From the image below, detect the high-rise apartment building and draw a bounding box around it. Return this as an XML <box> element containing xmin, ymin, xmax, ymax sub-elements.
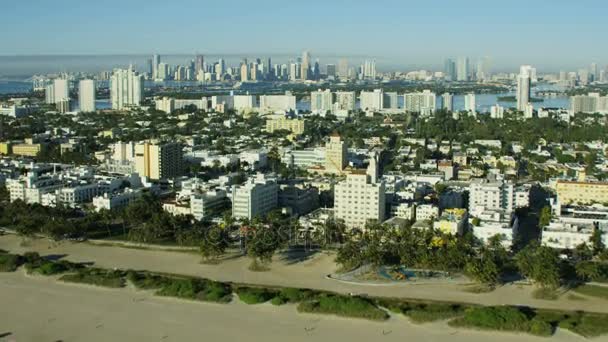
<box><xmin>468</xmin><ymin>179</ymin><xmax>529</xmax><ymax>216</ymax></box>
<box><xmin>334</xmin><ymin>171</ymin><xmax>386</xmax><ymax>229</ymax></box>
<box><xmin>404</xmin><ymin>90</ymin><xmax>436</xmax><ymax>116</ymax></box>
<box><xmin>570</xmin><ymin>93</ymin><xmax>608</xmax><ymax>114</ymax></box>
<box><xmin>517</xmin><ymin>65</ymin><xmax>532</xmax><ymax>112</ymax></box>
<box><xmin>78</xmin><ymin>79</ymin><xmax>96</xmax><ymax>113</ymax></box>
<box><xmin>53</xmin><ymin>79</ymin><xmax>69</xmax><ymax>104</ymax></box>
<box><xmin>442</xmin><ymin>93</ymin><xmax>453</xmax><ymax>111</ymax></box>
<box><xmin>334</xmin><ymin>91</ymin><xmax>356</xmax><ymax>113</ymax></box>
<box><xmin>360</xmin><ymin>89</ymin><xmax>384</xmax><ymax>111</ymax></box>
<box><xmin>383</xmin><ymin>92</ymin><xmax>399</xmax><ymax>109</ymax></box>
<box><xmin>311</xmin><ymin>89</ymin><xmax>334</xmax><ymax>114</ymax></box>
<box><xmin>134</xmin><ymin>141</ymin><xmax>183</xmax><ymax>180</ymax></box>
<box><xmin>464</xmin><ymin>93</ymin><xmax>476</xmax><ymax>116</ymax></box>
<box><xmin>110</xmin><ymin>67</ymin><xmax>144</xmax><ymax>110</ymax></box>
<box><xmin>456</xmin><ymin>57</ymin><xmax>469</xmax><ymax>81</ymax></box>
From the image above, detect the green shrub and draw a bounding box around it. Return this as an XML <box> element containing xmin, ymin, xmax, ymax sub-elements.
<box><xmin>59</xmin><ymin>268</ymin><xmax>125</xmax><ymax>288</ymax></box>
<box><xmin>404</xmin><ymin>304</ymin><xmax>465</xmax><ymax>323</ymax></box>
<box><xmin>0</xmin><ymin>253</ymin><xmax>23</xmax><ymax>272</ymax></box>
<box><xmin>529</xmin><ymin>318</ymin><xmax>553</xmax><ymax>336</ymax></box>
<box><xmin>156</xmin><ymin>278</ymin><xmax>232</xmax><ymax>303</ymax></box>
<box><xmin>126</xmin><ymin>271</ymin><xmax>168</xmax><ymax>289</ymax></box>
<box><xmin>451</xmin><ymin>306</ymin><xmax>530</xmax><ymax>331</ymax></box>
<box><xmin>198</xmin><ymin>281</ymin><xmax>232</xmax><ymax>303</ymax></box>
<box><xmin>35</xmin><ymin>261</ymin><xmax>69</xmax><ymax>275</ymax></box>
<box><xmin>270</xmin><ymin>296</ymin><xmax>286</xmax><ymax>306</ymax></box>
<box><xmin>277</xmin><ymin>287</ymin><xmax>313</xmax><ymax>303</ymax></box>
<box><xmin>297</xmin><ymin>294</ymin><xmax>388</xmax><ymax>321</ymax></box>
<box><xmin>236</xmin><ymin>287</ymin><xmax>278</xmax><ymax>304</ymax></box>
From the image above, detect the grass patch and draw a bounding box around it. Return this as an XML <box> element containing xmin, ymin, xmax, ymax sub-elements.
<box><xmin>559</xmin><ymin>313</ymin><xmax>608</xmax><ymax>337</ymax></box>
<box><xmin>532</xmin><ymin>287</ymin><xmax>559</xmax><ymax>301</ymax></box>
<box><xmin>59</xmin><ymin>268</ymin><xmax>125</xmax><ymax>288</ymax></box>
<box><xmin>0</xmin><ymin>252</ymin><xmax>23</xmax><ymax>272</ymax></box>
<box><xmin>449</xmin><ymin>306</ymin><xmax>553</xmax><ymax>337</ymax></box>
<box><xmin>156</xmin><ymin>278</ymin><xmax>232</xmax><ymax>303</ymax></box>
<box><xmin>567</xmin><ymin>294</ymin><xmax>586</xmax><ymax>301</ymax></box>
<box><xmin>463</xmin><ymin>284</ymin><xmax>495</xmax><ymax>294</ymax></box>
<box><xmin>297</xmin><ymin>294</ymin><xmax>389</xmax><ymax>321</ymax></box>
<box><xmin>573</xmin><ymin>285</ymin><xmax>608</xmax><ymax>300</ymax></box>
<box><xmin>235</xmin><ymin>287</ymin><xmax>278</xmax><ymax>304</ymax></box>
<box><xmin>248</xmin><ymin>259</ymin><xmax>270</xmax><ymax>272</ymax></box>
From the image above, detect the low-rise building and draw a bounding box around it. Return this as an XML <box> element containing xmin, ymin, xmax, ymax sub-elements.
<box><xmin>433</xmin><ymin>208</ymin><xmax>468</xmax><ymax>235</ymax></box>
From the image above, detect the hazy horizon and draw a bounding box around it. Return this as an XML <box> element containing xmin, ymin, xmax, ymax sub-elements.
<box><xmin>1</xmin><ymin>0</ymin><xmax>607</xmax><ymax>76</ymax></box>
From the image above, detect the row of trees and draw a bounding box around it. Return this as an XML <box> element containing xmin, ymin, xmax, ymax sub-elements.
<box><xmin>334</xmin><ymin>221</ymin><xmax>608</xmax><ymax>289</ymax></box>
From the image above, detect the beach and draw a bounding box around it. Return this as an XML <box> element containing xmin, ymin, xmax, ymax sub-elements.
<box><xmin>0</xmin><ymin>271</ymin><xmax>589</xmax><ymax>342</ymax></box>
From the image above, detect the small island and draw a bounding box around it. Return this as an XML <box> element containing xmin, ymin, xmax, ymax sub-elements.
<box><xmin>497</xmin><ymin>95</ymin><xmax>544</xmax><ymax>102</ymax></box>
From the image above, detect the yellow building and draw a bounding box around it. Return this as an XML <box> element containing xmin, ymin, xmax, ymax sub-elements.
<box><xmin>556</xmin><ymin>180</ymin><xmax>608</xmax><ymax>205</ymax></box>
<box><xmin>433</xmin><ymin>208</ymin><xmax>468</xmax><ymax>235</ymax></box>
<box><xmin>134</xmin><ymin>141</ymin><xmax>183</xmax><ymax>180</ymax></box>
<box><xmin>324</xmin><ymin>133</ymin><xmax>347</xmax><ymax>174</ymax></box>
<box><xmin>12</xmin><ymin>143</ymin><xmax>43</xmax><ymax>157</ymax></box>
<box><xmin>265</xmin><ymin>117</ymin><xmax>305</xmax><ymax>136</ymax></box>
<box><xmin>0</xmin><ymin>142</ymin><xmax>12</xmax><ymax>155</ymax></box>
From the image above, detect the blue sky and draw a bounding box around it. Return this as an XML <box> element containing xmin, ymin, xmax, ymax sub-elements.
<box><xmin>1</xmin><ymin>0</ymin><xmax>607</xmax><ymax>70</ymax></box>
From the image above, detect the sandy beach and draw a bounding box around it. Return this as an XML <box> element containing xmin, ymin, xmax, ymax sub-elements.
<box><xmin>1</xmin><ymin>234</ymin><xmax>607</xmax><ymax>315</ymax></box>
<box><xmin>0</xmin><ymin>271</ymin><xmax>591</xmax><ymax>342</ymax></box>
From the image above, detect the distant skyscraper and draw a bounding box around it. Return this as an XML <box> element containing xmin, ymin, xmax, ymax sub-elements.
<box><xmin>301</xmin><ymin>51</ymin><xmax>311</xmax><ymax>80</ymax></box>
<box><xmin>476</xmin><ymin>57</ymin><xmax>491</xmax><ymax>82</ymax></box>
<box><xmin>442</xmin><ymin>93</ymin><xmax>454</xmax><ymax>111</ymax></box>
<box><xmin>338</xmin><ymin>59</ymin><xmax>349</xmax><ymax>79</ymax></box>
<box><xmin>590</xmin><ymin>63</ymin><xmax>598</xmax><ymax>82</ymax></box>
<box><xmin>326</xmin><ymin>64</ymin><xmax>336</xmax><ymax>78</ymax></box>
<box><xmin>146</xmin><ymin>58</ymin><xmax>153</xmax><ymax>78</ymax></box>
<box><xmin>313</xmin><ymin>60</ymin><xmax>320</xmax><ymax>80</ymax></box>
<box><xmin>110</xmin><ymin>66</ymin><xmax>144</xmax><ymax>110</ymax></box>
<box><xmin>517</xmin><ymin>65</ymin><xmax>532</xmax><ymax>112</ymax></box>
<box><xmin>456</xmin><ymin>57</ymin><xmax>469</xmax><ymax>81</ymax></box>
<box><xmin>444</xmin><ymin>58</ymin><xmax>456</xmax><ymax>81</ymax></box>
<box><xmin>157</xmin><ymin>63</ymin><xmax>169</xmax><ymax>80</ymax></box>
<box><xmin>266</xmin><ymin>57</ymin><xmax>272</xmax><ymax>79</ymax></box>
<box><xmin>152</xmin><ymin>54</ymin><xmax>161</xmax><ymax>79</ymax></box>
<box><xmin>195</xmin><ymin>55</ymin><xmax>204</xmax><ymax>74</ymax></box>
<box><xmin>362</xmin><ymin>60</ymin><xmax>376</xmax><ymax>80</ymax></box>
<box><xmin>240</xmin><ymin>61</ymin><xmax>249</xmax><ymax>82</ymax></box>
<box><xmin>78</xmin><ymin>79</ymin><xmax>96</xmax><ymax>112</ymax></box>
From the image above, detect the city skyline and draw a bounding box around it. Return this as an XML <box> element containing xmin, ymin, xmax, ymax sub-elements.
<box><xmin>1</xmin><ymin>0</ymin><xmax>607</xmax><ymax>71</ymax></box>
